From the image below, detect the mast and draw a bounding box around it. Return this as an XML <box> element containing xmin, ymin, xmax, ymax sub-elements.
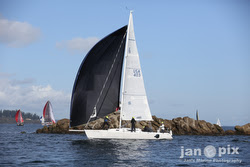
<box><xmin>119</xmin><ymin>11</ymin><xmax>133</xmax><ymax>128</ymax></box>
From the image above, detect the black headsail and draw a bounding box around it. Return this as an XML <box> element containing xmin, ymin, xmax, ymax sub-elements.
<box><xmin>70</xmin><ymin>25</ymin><xmax>127</xmax><ymax>127</ymax></box>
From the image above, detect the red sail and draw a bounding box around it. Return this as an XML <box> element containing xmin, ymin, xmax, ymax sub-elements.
<box><xmin>43</xmin><ymin>101</ymin><xmax>48</xmax><ymax>118</ymax></box>
<box><xmin>15</xmin><ymin>110</ymin><xmax>20</xmax><ymax>123</ymax></box>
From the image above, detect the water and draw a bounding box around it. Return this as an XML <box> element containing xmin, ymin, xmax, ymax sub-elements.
<box><xmin>0</xmin><ymin>124</ymin><xmax>249</xmax><ymax>166</ymax></box>
<box><xmin>222</xmin><ymin>126</ymin><xmax>235</xmax><ymax>131</ymax></box>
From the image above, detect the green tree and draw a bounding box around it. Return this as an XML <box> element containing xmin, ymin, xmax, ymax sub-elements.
<box><xmin>0</xmin><ymin>110</ymin><xmax>39</xmax><ymax>120</ymax></box>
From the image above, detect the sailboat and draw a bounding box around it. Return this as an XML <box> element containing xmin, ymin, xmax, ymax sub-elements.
<box><xmin>15</xmin><ymin>109</ymin><xmax>24</xmax><ymax>126</ymax></box>
<box><xmin>70</xmin><ymin>11</ymin><xmax>172</xmax><ymax>140</ymax></box>
<box><xmin>42</xmin><ymin>101</ymin><xmax>56</xmax><ymax>126</ymax></box>
<box><xmin>216</xmin><ymin>118</ymin><xmax>221</xmax><ymax>127</ymax></box>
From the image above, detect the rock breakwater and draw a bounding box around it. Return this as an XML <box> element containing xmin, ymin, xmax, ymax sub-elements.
<box><xmin>36</xmin><ymin>112</ymin><xmax>249</xmax><ymax>135</ymax></box>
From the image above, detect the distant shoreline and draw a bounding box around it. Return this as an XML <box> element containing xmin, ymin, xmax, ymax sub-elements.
<box><xmin>0</xmin><ymin>118</ymin><xmax>40</xmax><ymax>124</ymax></box>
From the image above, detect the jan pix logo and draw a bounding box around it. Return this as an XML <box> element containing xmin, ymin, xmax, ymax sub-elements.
<box><xmin>180</xmin><ymin>145</ymin><xmax>239</xmax><ymax>158</ymax></box>
<box><xmin>204</xmin><ymin>145</ymin><xmax>217</xmax><ymax>158</ymax></box>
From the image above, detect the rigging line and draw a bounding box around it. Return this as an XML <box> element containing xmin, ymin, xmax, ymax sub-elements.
<box><xmin>96</xmin><ymin>54</ymin><xmax>123</xmax><ymax>117</ymax></box>
<box><xmin>95</xmin><ymin>32</ymin><xmax>127</xmax><ymax>111</ymax></box>
<box><xmin>85</xmin><ymin>31</ymin><xmax>127</xmax><ymax>128</ymax></box>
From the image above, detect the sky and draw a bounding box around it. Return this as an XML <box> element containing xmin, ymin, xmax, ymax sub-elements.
<box><xmin>0</xmin><ymin>0</ymin><xmax>249</xmax><ymax>126</ymax></box>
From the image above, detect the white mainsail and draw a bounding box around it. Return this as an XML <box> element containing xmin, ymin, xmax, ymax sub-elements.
<box><xmin>120</xmin><ymin>11</ymin><xmax>152</xmax><ymax>121</ymax></box>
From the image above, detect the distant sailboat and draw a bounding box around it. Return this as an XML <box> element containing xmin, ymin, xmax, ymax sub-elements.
<box><xmin>42</xmin><ymin>101</ymin><xmax>56</xmax><ymax>126</ymax></box>
<box><xmin>70</xmin><ymin>11</ymin><xmax>172</xmax><ymax>140</ymax></box>
<box><xmin>15</xmin><ymin>109</ymin><xmax>24</xmax><ymax>126</ymax></box>
<box><xmin>216</xmin><ymin>118</ymin><xmax>221</xmax><ymax>127</ymax></box>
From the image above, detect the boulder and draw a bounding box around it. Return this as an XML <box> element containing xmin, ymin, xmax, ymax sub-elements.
<box><xmin>36</xmin><ymin>128</ymin><xmax>43</xmax><ymax>133</ymax></box>
<box><xmin>225</xmin><ymin>130</ymin><xmax>235</xmax><ymax>135</ymax></box>
<box><xmin>198</xmin><ymin>120</ymin><xmax>211</xmax><ymax>135</ymax></box>
<box><xmin>36</xmin><ymin>125</ymin><xmax>49</xmax><ymax>133</ymax></box>
<box><xmin>57</xmin><ymin>119</ymin><xmax>70</xmax><ymax>130</ymax></box>
<box><xmin>36</xmin><ymin>119</ymin><xmax>71</xmax><ymax>134</ymax></box>
<box><xmin>235</xmin><ymin>123</ymin><xmax>250</xmax><ymax>135</ymax></box>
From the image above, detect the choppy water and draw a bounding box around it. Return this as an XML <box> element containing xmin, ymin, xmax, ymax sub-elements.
<box><xmin>0</xmin><ymin>124</ymin><xmax>249</xmax><ymax>166</ymax></box>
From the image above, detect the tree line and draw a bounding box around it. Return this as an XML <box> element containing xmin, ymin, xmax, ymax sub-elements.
<box><xmin>0</xmin><ymin>110</ymin><xmax>40</xmax><ymax>120</ymax></box>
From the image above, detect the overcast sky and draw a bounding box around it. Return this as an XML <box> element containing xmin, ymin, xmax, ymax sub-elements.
<box><xmin>0</xmin><ymin>0</ymin><xmax>249</xmax><ymax>126</ymax></box>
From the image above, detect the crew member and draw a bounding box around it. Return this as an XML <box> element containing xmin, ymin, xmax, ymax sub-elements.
<box><xmin>131</xmin><ymin>117</ymin><xmax>136</xmax><ymax>132</ymax></box>
<box><xmin>142</xmin><ymin>126</ymin><xmax>151</xmax><ymax>132</ymax></box>
<box><xmin>102</xmin><ymin>116</ymin><xmax>110</xmax><ymax>129</ymax></box>
<box><xmin>160</xmin><ymin>122</ymin><xmax>165</xmax><ymax>133</ymax></box>
<box><xmin>142</xmin><ymin>126</ymin><xmax>146</xmax><ymax>132</ymax></box>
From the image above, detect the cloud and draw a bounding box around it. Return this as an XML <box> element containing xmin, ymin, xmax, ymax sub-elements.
<box><xmin>10</xmin><ymin>78</ymin><xmax>36</xmax><ymax>85</ymax></box>
<box><xmin>0</xmin><ymin>75</ymin><xmax>70</xmax><ymax>119</ymax></box>
<box><xmin>0</xmin><ymin>16</ymin><xmax>41</xmax><ymax>47</ymax></box>
<box><xmin>56</xmin><ymin>37</ymin><xmax>99</xmax><ymax>54</ymax></box>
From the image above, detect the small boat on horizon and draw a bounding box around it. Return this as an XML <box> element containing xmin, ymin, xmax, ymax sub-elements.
<box><xmin>15</xmin><ymin>109</ymin><xmax>24</xmax><ymax>126</ymax></box>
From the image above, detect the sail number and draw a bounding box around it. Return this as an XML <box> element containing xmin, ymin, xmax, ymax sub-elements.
<box><xmin>133</xmin><ymin>69</ymin><xmax>141</xmax><ymax>77</ymax></box>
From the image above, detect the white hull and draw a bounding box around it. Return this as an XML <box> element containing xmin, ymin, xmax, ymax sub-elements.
<box><xmin>42</xmin><ymin>122</ymin><xmax>54</xmax><ymax>126</ymax></box>
<box><xmin>85</xmin><ymin>128</ymin><xmax>173</xmax><ymax>140</ymax></box>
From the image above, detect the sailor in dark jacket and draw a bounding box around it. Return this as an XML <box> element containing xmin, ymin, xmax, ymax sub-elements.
<box><xmin>131</xmin><ymin>117</ymin><xmax>136</xmax><ymax>132</ymax></box>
